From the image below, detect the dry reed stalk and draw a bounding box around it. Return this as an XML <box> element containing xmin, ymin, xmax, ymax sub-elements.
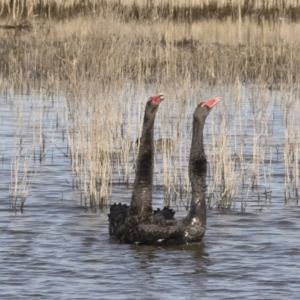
<box><xmin>248</xmin><ymin>88</ymin><xmax>271</xmax><ymax>190</ymax></box>
<box><xmin>117</xmin><ymin>0</ymin><xmax>300</xmax><ymax>8</ymax></box>
<box><xmin>8</xmin><ymin>94</ymin><xmax>39</xmax><ymax>211</ymax></box>
<box><xmin>153</xmin><ymin>92</ymin><xmax>178</xmax><ymax>206</ymax></box>
<box><xmin>282</xmin><ymin>88</ymin><xmax>300</xmax><ymax>202</ymax></box>
<box><xmin>4</xmin><ymin>0</ymin><xmax>300</xmax><ymax>23</ymax></box>
<box><xmin>2</xmin><ymin>4</ymin><xmax>300</xmax><ymax>211</ymax></box>
<box><xmin>283</xmin><ymin>112</ymin><xmax>291</xmax><ymax>203</ymax></box>
<box><xmin>260</xmin><ymin>122</ymin><xmax>274</xmax><ymax>201</ymax></box>
<box><xmin>205</xmin><ymin>83</ymin><xmax>278</xmax><ymax>209</ymax></box>
<box><xmin>160</xmin><ymin>136</ymin><xmax>179</xmax><ymax>205</ymax></box>
<box><xmin>2</xmin><ymin>0</ymin><xmax>300</xmax><ymax>11</ymax></box>
<box><xmin>10</xmin><ymin>155</ymin><xmax>37</xmax><ymax>211</ymax></box>
<box><xmin>292</xmin><ymin>142</ymin><xmax>299</xmax><ymax>199</ymax></box>
<box><xmin>64</xmin><ymin>70</ymin><xmax>147</xmax><ymax>208</ymax></box>
<box><xmin>2</xmin><ymin>14</ymin><xmax>300</xmax><ymax>88</ymax></box>
<box><xmin>210</xmin><ymin>98</ymin><xmax>239</xmax><ymax>209</ymax></box>
<box><xmin>175</xmin><ymin>92</ymin><xmax>194</xmax><ymax>207</ymax></box>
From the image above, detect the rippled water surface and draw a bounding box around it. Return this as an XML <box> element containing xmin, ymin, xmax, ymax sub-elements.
<box><xmin>0</xmin><ymin>90</ymin><xmax>299</xmax><ymax>299</ymax></box>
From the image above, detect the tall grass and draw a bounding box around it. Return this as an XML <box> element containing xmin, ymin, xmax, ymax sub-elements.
<box><xmin>1</xmin><ymin>3</ymin><xmax>300</xmax><ymax>210</ymax></box>
<box><xmin>2</xmin><ymin>0</ymin><xmax>300</xmax><ymax>21</ymax></box>
<box><xmin>8</xmin><ymin>94</ymin><xmax>40</xmax><ymax>211</ymax></box>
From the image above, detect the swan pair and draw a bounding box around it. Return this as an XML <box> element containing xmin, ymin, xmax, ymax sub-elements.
<box><xmin>108</xmin><ymin>94</ymin><xmax>220</xmax><ymax>245</ymax></box>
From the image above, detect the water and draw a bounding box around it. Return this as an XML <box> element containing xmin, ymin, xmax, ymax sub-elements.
<box><xmin>0</xmin><ymin>89</ymin><xmax>299</xmax><ymax>299</ymax></box>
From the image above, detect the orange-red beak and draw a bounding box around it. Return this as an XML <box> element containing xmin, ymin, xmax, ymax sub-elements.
<box><xmin>201</xmin><ymin>97</ymin><xmax>220</xmax><ymax>108</ymax></box>
<box><xmin>150</xmin><ymin>93</ymin><xmax>164</xmax><ymax>105</ymax></box>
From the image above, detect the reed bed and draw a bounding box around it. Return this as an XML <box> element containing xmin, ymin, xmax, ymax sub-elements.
<box><xmin>2</xmin><ymin>0</ymin><xmax>300</xmax><ymax>21</ymax></box>
<box><xmin>7</xmin><ymin>93</ymin><xmax>44</xmax><ymax>211</ymax></box>
<box><xmin>1</xmin><ymin>4</ymin><xmax>300</xmax><ymax>211</ymax></box>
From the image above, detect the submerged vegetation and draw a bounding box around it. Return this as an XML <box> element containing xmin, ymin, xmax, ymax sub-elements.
<box><xmin>1</xmin><ymin>0</ymin><xmax>300</xmax><ymax>211</ymax></box>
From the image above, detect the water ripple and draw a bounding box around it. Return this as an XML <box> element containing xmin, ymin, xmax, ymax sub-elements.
<box><xmin>1</xmin><ymin>92</ymin><xmax>300</xmax><ymax>299</ymax></box>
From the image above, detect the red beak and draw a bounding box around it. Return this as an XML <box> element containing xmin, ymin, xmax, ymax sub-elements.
<box><xmin>201</xmin><ymin>97</ymin><xmax>220</xmax><ymax>108</ymax></box>
<box><xmin>150</xmin><ymin>93</ymin><xmax>164</xmax><ymax>105</ymax></box>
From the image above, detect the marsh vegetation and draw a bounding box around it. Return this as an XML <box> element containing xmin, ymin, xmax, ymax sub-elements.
<box><xmin>1</xmin><ymin>0</ymin><xmax>300</xmax><ymax>211</ymax></box>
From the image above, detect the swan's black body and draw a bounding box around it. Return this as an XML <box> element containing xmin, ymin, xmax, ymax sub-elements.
<box><xmin>109</xmin><ymin>96</ymin><xmax>220</xmax><ymax>245</ymax></box>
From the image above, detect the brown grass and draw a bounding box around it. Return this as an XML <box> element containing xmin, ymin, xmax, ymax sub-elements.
<box><xmin>2</xmin><ymin>4</ymin><xmax>300</xmax><ymax>210</ymax></box>
<box><xmin>2</xmin><ymin>0</ymin><xmax>300</xmax><ymax>21</ymax></box>
<box><xmin>1</xmin><ymin>14</ymin><xmax>300</xmax><ymax>88</ymax></box>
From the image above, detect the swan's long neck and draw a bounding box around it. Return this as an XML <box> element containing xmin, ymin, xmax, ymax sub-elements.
<box><xmin>129</xmin><ymin>109</ymin><xmax>155</xmax><ymax>221</ymax></box>
<box><xmin>188</xmin><ymin>116</ymin><xmax>207</xmax><ymax>222</ymax></box>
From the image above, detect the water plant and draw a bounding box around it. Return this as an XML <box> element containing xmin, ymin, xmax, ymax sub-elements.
<box><xmin>1</xmin><ymin>1</ymin><xmax>300</xmax><ymax>211</ymax></box>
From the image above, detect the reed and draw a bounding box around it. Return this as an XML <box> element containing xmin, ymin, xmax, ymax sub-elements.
<box><xmin>8</xmin><ymin>94</ymin><xmax>38</xmax><ymax>211</ymax></box>
<box><xmin>282</xmin><ymin>89</ymin><xmax>300</xmax><ymax>203</ymax></box>
<box><xmin>2</xmin><ymin>0</ymin><xmax>300</xmax><ymax>21</ymax></box>
<box><xmin>2</xmin><ymin>3</ymin><xmax>300</xmax><ymax>210</ymax></box>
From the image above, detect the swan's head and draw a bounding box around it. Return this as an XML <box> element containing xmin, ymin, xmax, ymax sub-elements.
<box><xmin>200</xmin><ymin>97</ymin><xmax>220</xmax><ymax>109</ymax></box>
<box><xmin>195</xmin><ymin>97</ymin><xmax>220</xmax><ymax>119</ymax></box>
<box><xmin>148</xmin><ymin>93</ymin><xmax>164</xmax><ymax>106</ymax></box>
<box><xmin>145</xmin><ymin>93</ymin><xmax>164</xmax><ymax>115</ymax></box>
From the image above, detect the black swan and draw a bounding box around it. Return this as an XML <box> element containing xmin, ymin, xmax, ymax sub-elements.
<box><xmin>109</xmin><ymin>93</ymin><xmax>165</xmax><ymax>235</ymax></box>
<box><xmin>109</xmin><ymin>96</ymin><xmax>220</xmax><ymax>245</ymax></box>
